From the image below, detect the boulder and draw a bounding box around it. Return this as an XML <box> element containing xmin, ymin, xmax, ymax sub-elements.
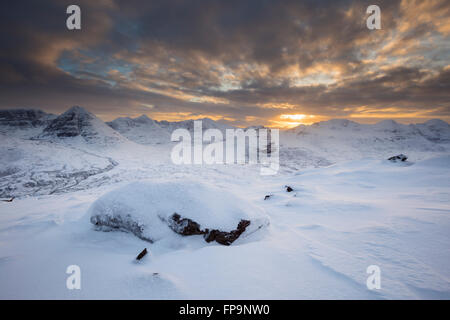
<box><xmin>88</xmin><ymin>180</ymin><xmax>269</xmax><ymax>245</ymax></box>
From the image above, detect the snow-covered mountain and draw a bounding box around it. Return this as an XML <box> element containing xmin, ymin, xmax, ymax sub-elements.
<box><xmin>0</xmin><ymin>109</ymin><xmax>56</xmax><ymax>139</ymax></box>
<box><xmin>107</xmin><ymin>115</ymin><xmax>235</xmax><ymax>144</ymax></box>
<box><xmin>157</xmin><ymin>117</ymin><xmax>234</xmax><ymax>134</ymax></box>
<box><xmin>107</xmin><ymin>115</ymin><xmax>171</xmax><ymax>145</ymax></box>
<box><xmin>0</xmin><ymin>133</ymin><xmax>118</xmax><ymax>198</ymax></box>
<box><xmin>36</xmin><ymin>106</ymin><xmax>127</xmax><ymax>146</ymax></box>
<box><xmin>414</xmin><ymin>119</ymin><xmax>450</xmax><ymax>143</ymax></box>
<box><xmin>0</xmin><ymin>106</ymin><xmax>130</xmax><ymax>197</ymax></box>
<box><xmin>1</xmin><ymin>106</ymin><xmax>449</xmax><ymax>195</ymax></box>
<box><xmin>287</xmin><ymin>118</ymin><xmax>450</xmax><ymax>143</ymax></box>
<box><xmin>280</xmin><ymin>119</ymin><xmax>450</xmax><ymax>169</ymax></box>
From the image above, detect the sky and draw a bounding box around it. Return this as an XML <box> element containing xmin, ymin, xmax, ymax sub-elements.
<box><xmin>0</xmin><ymin>0</ymin><xmax>449</xmax><ymax>128</ymax></box>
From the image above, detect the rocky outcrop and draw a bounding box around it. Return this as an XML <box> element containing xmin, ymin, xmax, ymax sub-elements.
<box><xmin>388</xmin><ymin>154</ymin><xmax>408</xmax><ymax>162</ymax></box>
<box><xmin>204</xmin><ymin>220</ymin><xmax>251</xmax><ymax>246</ymax></box>
<box><xmin>0</xmin><ymin>109</ymin><xmax>56</xmax><ymax>139</ymax></box>
<box><xmin>40</xmin><ymin>106</ymin><xmax>95</xmax><ymax>137</ymax></box>
<box><xmin>37</xmin><ymin>106</ymin><xmax>125</xmax><ymax>145</ymax></box>
<box><xmin>167</xmin><ymin>213</ymin><xmax>251</xmax><ymax>246</ymax></box>
<box><xmin>0</xmin><ymin>109</ymin><xmax>54</xmax><ymax>129</ymax></box>
<box><xmin>168</xmin><ymin>213</ymin><xmax>204</xmax><ymax>236</ymax></box>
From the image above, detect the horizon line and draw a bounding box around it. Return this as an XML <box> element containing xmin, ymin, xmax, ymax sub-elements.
<box><xmin>0</xmin><ymin>106</ymin><xmax>448</xmax><ymax>130</ymax></box>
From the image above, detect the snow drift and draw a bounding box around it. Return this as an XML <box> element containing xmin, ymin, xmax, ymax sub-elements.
<box><xmin>89</xmin><ymin>180</ymin><xmax>270</xmax><ymax>244</ymax></box>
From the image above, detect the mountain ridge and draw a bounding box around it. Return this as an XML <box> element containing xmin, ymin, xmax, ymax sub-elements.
<box><xmin>1</xmin><ymin>106</ymin><xmax>449</xmax><ymax>146</ymax></box>
<box><xmin>35</xmin><ymin>106</ymin><xmax>127</xmax><ymax>146</ymax></box>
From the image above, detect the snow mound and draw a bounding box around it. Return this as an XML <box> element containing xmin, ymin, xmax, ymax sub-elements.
<box><xmin>89</xmin><ymin>180</ymin><xmax>269</xmax><ymax>243</ymax></box>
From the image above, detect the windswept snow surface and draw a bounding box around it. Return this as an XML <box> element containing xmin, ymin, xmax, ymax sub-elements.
<box><xmin>0</xmin><ymin>156</ymin><xmax>449</xmax><ymax>299</ymax></box>
<box><xmin>0</xmin><ymin>110</ymin><xmax>449</xmax><ymax>299</ymax></box>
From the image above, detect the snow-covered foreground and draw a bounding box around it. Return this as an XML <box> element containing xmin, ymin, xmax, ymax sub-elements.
<box><xmin>0</xmin><ymin>154</ymin><xmax>449</xmax><ymax>299</ymax></box>
<box><xmin>0</xmin><ymin>108</ymin><xmax>449</xmax><ymax>299</ymax></box>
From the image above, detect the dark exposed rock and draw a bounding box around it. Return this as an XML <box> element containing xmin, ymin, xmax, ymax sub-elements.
<box><xmin>1</xmin><ymin>197</ymin><xmax>15</xmax><ymax>202</ymax></box>
<box><xmin>0</xmin><ymin>109</ymin><xmax>54</xmax><ymax>128</ymax></box>
<box><xmin>37</xmin><ymin>106</ymin><xmax>124</xmax><ymax>144</ymax></box>
<box><xmin>204</xmin><ymin>220</ymin><xmax>251</xmax><ymax>246</ymax></box>
<box><xmin>388</xmin><ymin>154</ymin><xmax>408</xmax><ymax>162</ymax></box>
<box><xmin>264</xmin><ymin>195</ymin><xmax>272</xmax><ymax>200</ymax></box>
<box><xmin>168</xmin><ymin>213</ymin><xmax>204</xmax><ymax>236</ymax></box>
<box><xmin>285</xmin><ymin>186</ymin><xmax>293</xmax><ymax>192</ymax></box>
<box><xmin>41</xmin><ymin>106</ymin><xmax>97</xmax><ymax>138</ymax></box>
<box><xmin>136</xmin><ymin>248</ymin><xmax>148</xmax><ymax>260</ymax></box>
<box><xmin>166</xmin><ymin>213</ymin><xmax>251</xmax><ymax>246</ymax></box>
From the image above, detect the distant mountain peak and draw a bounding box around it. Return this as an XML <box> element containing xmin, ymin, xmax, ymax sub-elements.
<box><xmin>62</xmin><ymin>105</ymin><xmax>94</xmax><ymax>117</ymax></box>
<box><xmin>311</xmin><ymin>119</ymin><xmax>360</xmax><ymax>129</ymax></box>
<box><xmin>424</xmin><ymin>119</ymin><xmax>449</xmax><ymax>127</ymax></box>
<box><xmin>135</xmin><ymin>114</ymin><xmax>152</xmax><ymax>121</ymax></box>
<box><xmin>107</xmin><ymin>114</ymin><xmax>169</xmax><ymax>145</ymax></box>
<box><xmin>37</xmin><ymin>106</ymin><xmax>125</xmax><ymax>144</ymax></box>
<box><xmin>134</xmin><ymin>114</ymin><xmax>156</xmax><ymax>124</ymax></box>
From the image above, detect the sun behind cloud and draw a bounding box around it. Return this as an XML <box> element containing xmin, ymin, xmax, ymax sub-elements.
<box><xmin>270</xmin><ymin>114</ymin><xmax>318</xmax><ymax>128</ymax></box>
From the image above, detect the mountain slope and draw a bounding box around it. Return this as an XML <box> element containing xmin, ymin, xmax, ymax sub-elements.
<box><xmin>107</xmin><ymin>115</ymin><xmax>171</xmax><ymax>145</ymax></box>
<box><xmin>108</xmin><ymin>115</ymin><xmax>235</xmax><ymax>145</ymax></box>
<box><xmin>0</xmin><ymin>133</ymin><xmax>118</xmax><ymax>198</ymax></box>
<box><xmin>157</xmin><ymin>117</ymin><xmax>234</xmax><ymax>134</ymax></box>
<box><xmin>37</xmin><ymin>106</ymin><xmax>127</xmax><ymax>146</ymax></box>
<box><xmin>0</xmin><ymin>109</ymin><xmax>55</xmax><ymax>139</ymax></box>
<box><xmin>280</xmin><ymin>119</ymin><xmax>450</xmax><ymax>170</ymax></box>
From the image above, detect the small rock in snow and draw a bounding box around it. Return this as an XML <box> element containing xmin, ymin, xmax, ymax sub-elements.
<box><xmin>388</xmin><ymin>154</ymin><xmax>408</xmax><ymax>162</ymax></box>
<box><xmin>136</xmin><ymin>248</ymin><xmax>148</xmax><ymax>260</ymax></box>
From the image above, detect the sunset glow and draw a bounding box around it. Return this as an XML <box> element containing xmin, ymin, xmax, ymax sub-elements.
<box><xmin>272</xmin><ymin>114</ymin><xmax>317</xmax><ymax>128</ymax></box>
<box><xmin>0</xmin><ymin>0</ymin><xmax>449</xmax><ymax>126</ymax></box>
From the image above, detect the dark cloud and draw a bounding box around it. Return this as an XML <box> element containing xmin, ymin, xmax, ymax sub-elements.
<box><xmin>0</xmin><ymin>0</ymin><xmax>449</xmax><ymax>125</ymax></box>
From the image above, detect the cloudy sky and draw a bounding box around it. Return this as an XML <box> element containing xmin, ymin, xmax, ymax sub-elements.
<box><xmin>0</xmin><ymin>0</ymin><xmax>449</xmax><ymax>127</ymax></box>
